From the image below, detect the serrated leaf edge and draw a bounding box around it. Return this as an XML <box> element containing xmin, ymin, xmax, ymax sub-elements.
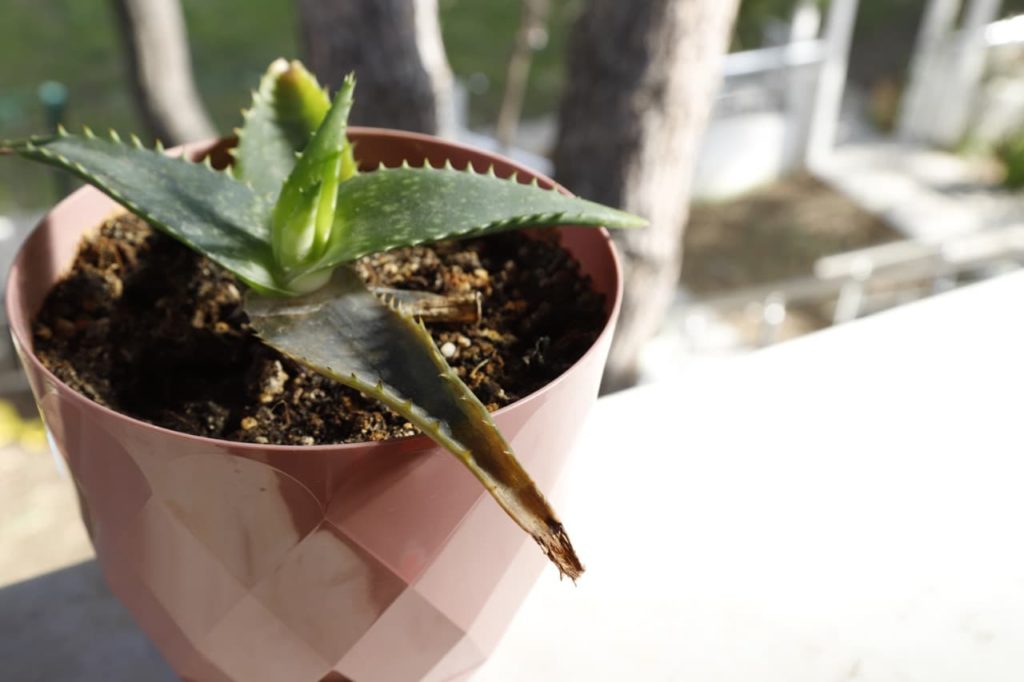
<box><xmin>8</xmin><ymin>132</ymin><xmax>287</xmax><ymax>295</ymax></box>
<box><xmin>251</xmin><ymin>278</ymin><xmax>584</xmax><ymax>580</ymax></box>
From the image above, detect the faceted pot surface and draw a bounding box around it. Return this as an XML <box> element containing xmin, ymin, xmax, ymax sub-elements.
<box><xmin>5</xmin><ymin>129</ymin><xmax>622</xmax><ymax>682</ymax></box>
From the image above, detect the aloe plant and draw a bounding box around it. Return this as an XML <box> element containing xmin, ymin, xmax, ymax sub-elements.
<box><xmin>1</xmin><ymin>59</ymin><xmax>645</xmax><ymax>580</ymax></box>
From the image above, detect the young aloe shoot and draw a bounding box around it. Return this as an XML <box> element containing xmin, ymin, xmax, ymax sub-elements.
<box><xmin>1</xmin><ymin>59</ymin><xmax>646</xmax><ymax>580</ymax></box>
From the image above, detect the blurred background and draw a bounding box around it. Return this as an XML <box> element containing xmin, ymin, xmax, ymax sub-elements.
<box><xmin>3</xmin><ymin>0</ymin><xmax>1024</xmax><ymax>408</ymax></box>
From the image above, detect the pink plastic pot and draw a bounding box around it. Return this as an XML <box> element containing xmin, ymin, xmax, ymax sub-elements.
<box><xmin>5</xmin><ymin>129</ymin><xmax>621</xmax><ymax>682</ymax></box>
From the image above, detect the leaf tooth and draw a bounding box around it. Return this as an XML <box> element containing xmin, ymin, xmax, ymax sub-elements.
<box><xmin>529</xmin><ymin>177</ymin><xmax>540</xmax><ymax>188</ymax></box>
<box><xmin>82</xmin><ymin>126</ymin><xmax>96</xmax><ymax>139</ymax></box>
<box><xmin>375</xmin><ymin>379</ymin><xmax>385</xmax><ymax>392</ymax></box>
<box><xmin>129</xmin><ymin>134</ymin><xmax>143</xmax><ymax>149</ymax></box>
<box><xmin>228</xmin><ymin>128</ymin><xmax>242</xmax><ymax>157</ymax></box>
<box><xmin>108</xmin><ymin>129</ymin><xmax>121</xmax><ymax>144</ymax></box>
<box><xmin>443</xmin><ymin>159</ymin><xmax>454</xmax><ymax>171</ymax></box>
<box><xmin>202</xmin><ymin>156</ymin><xmax>215</xmax><ymax>170</ymax></box>
<box><xmin>401</xmin><ymin>159</ymin><xmax>411</xmax><ymax>169</ymax></box>
<box><xmin>486</xmin><ymin>164</ymin><xmax>496</xmax><ymax>177</ymax></box>
<box><xmin>375</xmin><ymin>161</ymin><xmax>386</xmax><ymax>172</ymax></box>
<box><xmin>154</xmin><ymin>139</ymin><xmax>165</xmax><ymax>152</ymax></box>
<box><xmin>56</xmin><ymin>124</ymin><xmax>68</xmax><ymax>137</ymax></box>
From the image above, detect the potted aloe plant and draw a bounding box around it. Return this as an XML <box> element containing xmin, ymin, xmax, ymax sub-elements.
<box><xmin>2</xmin><ymin>59</ymin><xmax>643</xmax><ymax>682</ymax></box>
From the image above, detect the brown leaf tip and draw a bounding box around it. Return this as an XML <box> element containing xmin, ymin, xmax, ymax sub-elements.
<box><xmin>535</xmin><ymin>519</ymin><xmax>584</xmax><ymax>582</ymax></box>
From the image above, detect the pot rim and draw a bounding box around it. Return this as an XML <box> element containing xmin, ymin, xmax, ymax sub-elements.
<box><xmin>4</xmin><ymin>127</ymin><xmax>624</xmax><ymax>454</ymax></box>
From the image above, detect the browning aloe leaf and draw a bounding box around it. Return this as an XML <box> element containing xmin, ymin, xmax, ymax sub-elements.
<box><xmin>233</xmin><ymin>59</ymin><xmax>331</xmax><ymax>201</ymax></box>
<box><xmin>370</xmin><ymin>287</ymin><xmax>480</xmax><ymax>324</ymax></box>
<box><xmin>245</xmin><ymin>267</ymin><xmax>585</xmax><ymax>579</ymax></box>
<box><xmin>1</xmin><ymin>132</ymin><xmax>286</xmax><ymax>295</ymax></box>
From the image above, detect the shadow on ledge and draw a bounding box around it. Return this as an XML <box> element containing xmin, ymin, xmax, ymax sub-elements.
<box><xmin>0</xmin><ymin>560</ymin><xmax>175</xmax><ymax>681</ymax></box>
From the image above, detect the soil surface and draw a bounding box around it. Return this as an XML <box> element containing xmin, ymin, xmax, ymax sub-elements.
<box><xmin>32</xmin><ymin>214</ymin><xmax>605</xmax><ymax>445</ymax></box>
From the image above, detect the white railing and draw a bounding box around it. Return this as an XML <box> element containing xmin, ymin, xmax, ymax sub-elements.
<box><xmin>720</xmin><ymin>39</ymin><xmax>825</xmax><ymax>78</ymax></box>
<box><xmin>692</xmin><ymin>226</ymin><xmax>1024</xmax><ymax>346</ymax></box>
<box><xmin>984</xmin><ymin>12</ymin><xmax>1024</xmax><ymax>45</ymax></box>
<box><xmin>709</xmin><ymin>0</ymin><xmax>859</xmax><ymax>174</ymax></box>
<box><xmin>899</xmin><ymin>0</ymin><xmax>1018</xmax><ymax>146</ymax></box>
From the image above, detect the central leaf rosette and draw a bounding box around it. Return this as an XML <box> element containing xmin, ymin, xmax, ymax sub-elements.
<box><xmin>260</xmin><ymin>65</ymin><xmax>642</xmax><ymax>297</ymax></box>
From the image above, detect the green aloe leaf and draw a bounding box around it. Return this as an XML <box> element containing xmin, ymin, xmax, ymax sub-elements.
<box><xmin>272</xmin><ymin>75</ymin><xmax>357</xmax><ymax>280</ymax></box>
<box><xmin>307</xmin><ymin>163</ymin><xmax>647</xmax><ymax>272</ymax></box>
<box><xmin>1</xmin><ymin>132</ymin><xmax>287</xmax><ymax>295</ymax></box>
<box><xmin>245</xmin><ymin>266</ymin><xmax>585</xmax><ymax>579</ymax></box>
<box><xmin>233</xmin><ymin>59</ymin><xmax>332</xmax><ymax>201</ymax></box>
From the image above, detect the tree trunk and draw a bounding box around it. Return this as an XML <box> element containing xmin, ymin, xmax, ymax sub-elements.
<box><xmin>111</xmin><ymin>0</ymin><xmax>216</xmax><ymax>145</ymax></box>
<box><xmin>296</xmin><ymin>0</ymin><xmax>455</xmax><ymax>136</ymax></box>
<box><xmin>553</xmin><ymin>0</ymin><xmax>738</xmax><ymax>392</ymax></box>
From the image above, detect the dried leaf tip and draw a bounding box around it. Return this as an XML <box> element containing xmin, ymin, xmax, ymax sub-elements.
<box><xmin>537</xmin><ymin>520</ymin><xmax>584</xmax><ymax>582</ymax></box>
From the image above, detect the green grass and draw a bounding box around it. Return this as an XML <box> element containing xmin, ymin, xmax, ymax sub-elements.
<box><xmin>0</xmin><ymin>0</ymin><xmax>577</xmax><ymax>213</ymax></box>
<box><xmin>0</xmin><ymin>0</ymin><xmax>297</xmax><ymax>211</ymax></box>
<box><xmin>440</xmin><ymin>0</ymin><xmax>581</xmax><ymax>125</ymax></box>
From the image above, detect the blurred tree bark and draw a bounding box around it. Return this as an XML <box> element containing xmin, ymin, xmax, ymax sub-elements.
<box><xmin>296</xmin><ymin>0</ymin><xmax>455</xmax><ymax>136</ymax></box>
<box><xmin>112</xmin><ymin>0</ymin><xmax>216</xmax><ymax>145</ymax></box>
<box><xmin>554</xmin><ymin>0</ymin><xmax>738</xmax><ymax>393</ymax></box>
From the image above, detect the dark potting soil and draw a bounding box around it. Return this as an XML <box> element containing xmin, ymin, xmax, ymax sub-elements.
<box><xmin>32</xmin><ymin>214</ymin><xmax>606</xmax><ymax>445</ymax></box>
